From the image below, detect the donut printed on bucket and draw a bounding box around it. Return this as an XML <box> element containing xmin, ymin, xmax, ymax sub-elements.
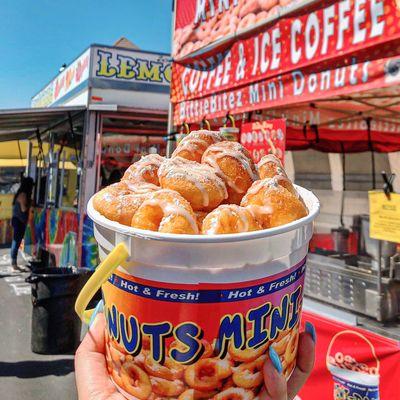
<box><xmin>102</xmin><ymin>259</ymin><xmax>307</xmax><ymax>400</ymax></box>
<box><xmin>326</xmin><ymin>331</ymin><xmax>380</xmax><ymax>400</ymax></box>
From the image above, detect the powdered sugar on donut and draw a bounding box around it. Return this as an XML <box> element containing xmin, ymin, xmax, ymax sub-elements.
<box><xmin>141</xmin><ymin>190</ymin><xmax>199</xmax><ymax>233</ymax></box>
<box><xmin>202</xmin><ymin>142</ymin><xmax>259</xmax><ymax>194</ymax></box>
<box><xmin>172</xmin><ymin>130</ymin><xmax>224</xmax><ymax>159</ymax></box>
<box><xmin>159</xmin><ymin>157</ymin><xmax>228</xmax><ymax>207</ymax></box>
<box><xmin>257</xmin><ymin>154</ymin><xmax>283</xmax><ymax>169</ymax></box>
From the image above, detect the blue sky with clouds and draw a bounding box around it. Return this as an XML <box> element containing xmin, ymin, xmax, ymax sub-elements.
<box><xmin>0</xmin><ymin>0</ymin><xmax>172</xmax><ymax>109</ymax></box>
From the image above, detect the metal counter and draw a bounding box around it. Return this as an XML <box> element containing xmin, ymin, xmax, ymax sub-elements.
<box><xmin>304</xmin><ymin>253</ymin><xmax>400</xmax><ymax>322</ymax></box>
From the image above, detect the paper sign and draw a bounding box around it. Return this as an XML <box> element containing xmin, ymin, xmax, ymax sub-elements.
<box><xmin>369</xmin><ymin>191</ymin><xmax>400</xmax><ymax>243</ymax></box>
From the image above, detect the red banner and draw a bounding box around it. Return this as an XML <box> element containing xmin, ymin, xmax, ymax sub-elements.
<box><xmin>240</xmin><ymin>119</ymin><xmax>286</xmax><ymax>163</ymax></box>
<box><xmin>173</xmin><ymin>0</ymin><xmax>311</xmax><ymax>60</ymax></box>
<box><xmin>172</xmin><ymin>0</ymin><xmax>400</xmax><ymax>105</ymax></box>
<box><xmin>299</xmin><ymin>310</ymin><xmax>400</xmax><ymax>399</ymax></box>
<box><xmin>173</xmin><ymin>54</ymin><xmax>400</xmax><ymax>124</ymax></box>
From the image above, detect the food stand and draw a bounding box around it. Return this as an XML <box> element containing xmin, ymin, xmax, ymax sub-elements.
<box><xmin>168</xmin><ymin>0</ymin><xmax>400</xmax><ymax>397</ymax></box>
<box><xmin>0</xmin><ymin>43</ymin><xmax>171</xmax><ymax>268</ymax></box>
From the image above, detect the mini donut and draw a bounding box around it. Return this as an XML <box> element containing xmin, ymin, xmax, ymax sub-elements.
<box><xmin>257</xmin><ymin>154</ymin><xmax>287</xmax><ymax>180</ymax></box>
<box><xmin>344</xmin><ymin>355</ymin><xmax>356</xmax><ymax>364</ymax></box>
<box><xmin>122</xmin><ymin>154</ymin><xmax>165</xmax><ymax>186</ymax></box>
<box><xmin>279</xmin><ymin>0</ymin><xmax>292</xmax><ymax>6</ymax></box>
<box><xmin>172</xmin><ymin>130</ymin><xmax>225</xmax><ymax>163</ymax></box>
<box><xmin>271</xmin><ymin>333</ymin><xmax>290</xmax><ymax>356</ymax></box>
<box><xmin>228</xmin><ymin>335</ymin><xmax>269</xmax><ymax>362</ymax></box>
<box><xmin>213</xmin><ymin>387</ymin><xmax>254</xmax><ymax>400</ymax></box>
<box><xmin>202</xmin><ymin>141</ymin><xmax>259</xmax><ymax>204</ymax></box>
<box><xmin>238</xmin><ymin>13</ymin><xmax>257</xmax><ymax>31</ymax></box>
<box><xmin>259</xmin><ymin>0</ymin><xmax>279</xmax><ymax>11</ymax></box>
<box><xmin>328</xmin><ymin>355</ymin><xmax>337</xmax><ymax>366</ymax></box>
<box><xmin>239</xmin><ymin>0</ymin><xmax>260</xmax><ymax>18</ymax></box>
<box><xmin>131</xmin><ymin>189</ymin><xmax>199</xmax><ymax>234</ymax></box>
<box><xmin>143</xmin><ymin>355</ymin><xmax>184</xmax><ymax>380</ymax></box>
<box><xmin>192</xmin><ymin>40</ymin><xmax>203</xmax><ymax>52</ymax></box>
<box><xmin>241</xmin><ymin>177</ymin><xmax>308</xmax><ymax>229</ymax></box>
<box><xmin>184</xmin><ymin>358</ymin><xmax>232</xmax><ymax>391</ymax></box>
<box><xmin>248</xmin><ymin>175</ymin><xmax>300</xmax><ymax>200</ymax></box>
<box><xmin>211</xmin><ymin>13</ymin><xmax>238</xmax><ymax>41</ymax></box>
<box><xmin>202</xmin><ymin>205</ymin><xmax>261</xmax><ymax>234</ymax></box>
<box><xmin>369</xmin><ymin>367</ymin><xmax>379</xmax><ymax>375</ymax></box>
<box><xmin>268</xmin><ymin>4</ymin><xmax>280</xmax><ymax>16</ymax></box>
<box><xmin>158</xmin><ymin>157</ymin><xmax>228</xmax><ymax>211</ymax></box>
<box><xmin>334</xmin><ymin>352</ymin><xmax>344</xmax><ymax>364</ymax></box>
<box><xmin>120</xmin><ymin>362</ymin><xmax>152</xmax><ymax>400</ymax></box>
<box><xmin>256</xmin><ymin>10</ymin><xmax>269</xmax><ymax>23</ymax></box>
<box><xmin>179</xmin><ymin>389</ymin><xmax>218</xmax><ymax>400</ymax></box>
<box><xmin>232</xmin><ymin>356</ymin><xmax>266</xmax><ymax>389</ymax></box>
<box><xmin>92</xmin><ymin>181</ymin><xmax>157</xmax><ymax>225</ymax></box>
<box><xmin>179</xmin><ymin>41</ymin><xmax>195</xmax><ymax>58</ymax></box>
<box><xmin>151</xmin><ymin>376</ymin><xmax>186</xmax><ymax>397</ymax></box>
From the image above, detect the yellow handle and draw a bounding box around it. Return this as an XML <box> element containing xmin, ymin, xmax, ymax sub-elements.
<box><xmin>202</xmin><ymin>118</ymin><xmax>211</xmax><ymax>130</ymax></box>
<box><xmin>223</xmin><ymin>114</ymin><xmax>236</xmax><ymax>128</ymax></box>
<box><xmin>75</xmin><ymin>242</ymin><xmax>129</xmax><ymax>324</ymax></box>
<box><xmin>182</xmin><ymin>122</ymin><xmax>190</xmax><ymax>135</ymax></box>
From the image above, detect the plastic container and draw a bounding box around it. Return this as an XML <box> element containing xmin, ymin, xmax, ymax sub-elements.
<box><xmin>326</xmin><ymin>330</ymin><xmax>380</xmax><ymax>400</ymax></box>
<box><xmin>76</xmin><ymin>185</ymin><xmax>319</xmax><ymax>400</ymax></box>
<box><xmin>26</xmin><ymin>267</ymin><xmax>92</xmax><ymax>354</ymax></box>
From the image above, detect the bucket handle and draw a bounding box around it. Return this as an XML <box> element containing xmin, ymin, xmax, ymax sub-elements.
<box><xmin>326</xmin><ymin>330</ymin><xmax>380</xmax><ymax>371</ymax></box>
<box><xmin>75</xmin><ymin>243</ymin><xmax>129</xmax><ymax>324</ymax></box>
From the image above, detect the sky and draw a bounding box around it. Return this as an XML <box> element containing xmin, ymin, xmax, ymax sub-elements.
<box><xmin>0</xmin><ymin>0</ymin><xmax>172</xmax><ymax>109</ymax></box>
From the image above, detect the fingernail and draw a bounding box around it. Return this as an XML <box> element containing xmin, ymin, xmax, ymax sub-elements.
<box><xmin>269</xmin><ymin>346</ymin><xmax>283</xmax><ymax>374</ymax></box>
<box><xmin>89</xmin><ymin>300</ymin><xmax>104</xmax><ymax>327</ymax></box>
<box><xmin>305</xmin><ymin>321</ymin><xmax>316</xmax><ymax>342</ymax></box>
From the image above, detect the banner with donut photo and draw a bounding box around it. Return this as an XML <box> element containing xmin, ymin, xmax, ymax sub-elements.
<box><xmin>298</xmin><ymin>311</ymin><xmax>400</xmax><ymax>400</ymax></box>
<box><xmin>173</xmin><ymin>0</ymin><xmax>311</xmax><ymax>61</ymax></box>
<box><xmin>240</xmin><ymin>119</ymin><xmax>286</xmax><ymax>164</ymax></box>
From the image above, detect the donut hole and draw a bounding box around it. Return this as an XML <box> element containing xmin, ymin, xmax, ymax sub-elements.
<box><xmin>198</xmin><ymin>364</ymin><xmax>217</xmax><ymax>379</ymax></box>
<box><xmin>131</xmin><ymin>204</ymin><xmax>164</xmax><ymax>231</ymax></box>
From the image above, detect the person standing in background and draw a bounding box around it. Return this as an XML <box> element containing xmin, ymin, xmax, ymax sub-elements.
<box><xmin>11</xmin><ymin>177</ymin><xmax>33</xmax><ymax>271</ymax></box>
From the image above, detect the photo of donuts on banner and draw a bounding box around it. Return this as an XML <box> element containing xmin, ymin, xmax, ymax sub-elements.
<box><xmin>298</xmin><ymin>311</ymin><xmax>400</xmax><ymax>400</ymax></box>
<box><xmin>171</xmin><ymin>0</ymin><xmax>400</xmax><ymax>133</ymax></box>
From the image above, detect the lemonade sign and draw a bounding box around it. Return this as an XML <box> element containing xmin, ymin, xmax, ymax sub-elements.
<box><xmin>369</xmin><ymin>191</ymin><xmax>400</xmax><ymax>243</ymax></box>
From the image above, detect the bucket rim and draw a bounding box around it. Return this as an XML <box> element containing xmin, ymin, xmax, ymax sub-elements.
<box><xmin>87</xmin><ymin>185</ymin><xmax>320</xmax><ymax>243</ymax></box>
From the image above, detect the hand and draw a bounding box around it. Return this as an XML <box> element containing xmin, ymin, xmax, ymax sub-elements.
<box><xmin>261</xmin><ymin>323</ymin><xmax>316</xmax><ymax>400</ymax></box>
<box><xmin>75</xmin><ymin>313</ymin><xmax>125</xmax><ymax>400</ymax></box>
<box><xmin>75</xmin><ymin>312</ymin><xmax>315</xmax><ymax>400</ymax></box>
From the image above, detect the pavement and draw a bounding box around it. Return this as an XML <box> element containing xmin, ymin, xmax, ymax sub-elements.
<box><xmin>0</xmin><ymin>248</ymin><xmax>78</xmax><ymax>400</ymax></box>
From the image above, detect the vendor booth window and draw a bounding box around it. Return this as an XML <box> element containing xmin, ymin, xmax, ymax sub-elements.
<box><xmin>0</xmin><ymin>167</ymin><xmax>24</xmax><ymax>223</ymax></box>
<box><xmin>292</xmin><ymin>150</ymin><xmax>331</xmax><ymax>190</ymax></box>
<box><xmin>344</xmin><ymin>153</ymin><xmax>390</xmax><ymax>191</ymax></box>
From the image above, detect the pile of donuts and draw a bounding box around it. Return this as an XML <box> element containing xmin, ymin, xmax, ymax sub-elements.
<box><xmin>328</xmin><ymin>352</ymin><xmax>379</xmax><ymax>376</ymax></box>
<box><xmin>105</xmin><ymin>325</ymin><xmax>299</xmax><ymax>400</ymax></box>
<box><xmin>93</xmin><ymin>130</ymin><xmax>308</xmax><ymax>235</ymax></box>
<box><xmin>174</xmin><ymin>0</ymin><xmax>295</xmax><ymax>59</ymax></box>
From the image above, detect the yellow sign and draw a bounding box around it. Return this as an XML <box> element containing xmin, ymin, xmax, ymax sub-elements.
<box><xmin>369</xmin><ymin>191</ymin><xmax>400</xmax><ymax>243</ymax></box>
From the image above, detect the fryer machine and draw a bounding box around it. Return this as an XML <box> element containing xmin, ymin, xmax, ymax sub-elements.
<box><xmin>305</xmin><ymin>214</ymin><xmax>400</xmax><ymax>322</ymax></box>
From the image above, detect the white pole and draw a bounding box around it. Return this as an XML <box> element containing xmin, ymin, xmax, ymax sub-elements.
<box><xmin>328</xmin><ymin>153</ymin><xmax>343</xmax><ymax>191</ymax></box>
<box><xmin>167</xmin><ymin>0</ymin><xmax>177</xmax><ymax>158</ymax></box>
<box><xmin>388</xmin><ymin>152</ymin><xmax>400</xmax><ymax>193</ymax></box>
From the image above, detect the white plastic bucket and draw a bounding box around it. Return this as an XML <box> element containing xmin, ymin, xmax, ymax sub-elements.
<box><xmin>82</xmin><ymin>185</ymin><xmax>319</xmax><ymax>400</ymax></box>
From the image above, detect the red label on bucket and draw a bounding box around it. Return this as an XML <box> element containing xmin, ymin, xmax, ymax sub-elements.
<box><xmin>102</xmin><ymin>258</ymin><xmax>306</xmax><ymax>400</ymax></box>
